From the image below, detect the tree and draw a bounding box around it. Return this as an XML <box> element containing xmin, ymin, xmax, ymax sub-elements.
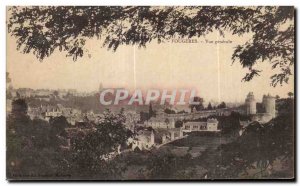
<box><xmin>7</xmin><ymin>99</ymin><xmax>30</xmax><ymax>173</ymax></box>
<box><xmin>276</xmin><ymin>96</ymin><xmax>294</xmax><ymax>115</ymax></box>
<box><xmin>8</xmin><ymin>6</ymin><xmax>294</xmax><ymax>86</ymax></box>
<box><xmin>8</xmin><ymin>99</ymin><xmax>31</xmax><ymax>136</ymax></box>
<box><xmin>164</xmin><ymin>108</ymin><xmax>176</xmax><ymax>114</ymax></box>
<box><xmin>30</xmin><ymin>118</ymin><xmax>52</xmax><ymax>149</ymax></box>
<box><xmin>177</xmin><ymin>110</ymin><xmax>187</xmax><ymax>114</ymax></box>
<box><xmin>213</xmin><ymin>112</ymin><xmax>242</xmax><ymax>135</ymax></box>
<box><xmin>189</xmin><ymin>96</ymin><xmax>204</xmax><ymax>112</ymax></box>
<box><xmin>11</xmin><ymin>99</ymin><xmax>28</xmax><ymax>116</ymax></box>
<box><xmin>207</xmin><ymin>102</ymin><xmax>213</xmax><ymax>110</ymax></box>
<box><xmin>218</xmin><ymin>102</ymin><xmax>226</xmax><ymax>109</ymax></box>
<box><xmin>140</xmin><ymin>111</ymin><xmax>150</xmax><ymax>122</ymax></box>
<box><xmin>69</xmin><ymin>109</ymin><xmax>133</xmax><ymax>178</ymax></box>
<box><xmin>7</xmin><ymin>99</ymin><xmax>67</xmax><ymax>179</ymax></box>
<box><xmin>175</xmin><ymin>120</ymin><xmax>183</xmax><ymax>128</ymax></box>
<box><xmin>53</xmin><ymin>90</ymin><xmax>59</xmax><ymax>98</ymax></box>
<box><xmin>49</xmin><ymin>116</ymin><xmax>70</xmax><ymax>136</ymax></box>
<box><xmin>287</xmin><ymin>92</ymin><xmax>294</xmax><ymax>99</ymax></box>
<box><xmin>275</xmin><ymin>95</ymin><xmax>280</xmax><ymax>100</ymax></box>
<box><xmin>210</xmin><ymin>112</ymin><xmax>294</xmax><ymax>179</ymax></box>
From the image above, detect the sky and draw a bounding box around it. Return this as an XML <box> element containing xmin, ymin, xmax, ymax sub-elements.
<box><xmin>7</xmin><ymin>29</ymin><xmax>294</xmax><ymax>103</ymax></box>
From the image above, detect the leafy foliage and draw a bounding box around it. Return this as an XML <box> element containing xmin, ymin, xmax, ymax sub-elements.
<box><xmin>189</xmin><ymin>96</ymin><xmax>204</xmax><ymax>112</ymax></box>
<box><xmin>217</xmin><ymin>101</ymin><xmax>226</xmax><ymax>109</ymax></box>
<box><xmin>8</xmin><ymin>6</ymin><xmax>294</xmax><ymax>86</ymax></box>
<box><xmin>202</xmin><ymin>111</ymin><xmax>294</xmax><ymax>179</ymax></box>
<box><xmin>207</xmin><ymin>102</ymin><xmax>213</xmax><ymax>110</ymax></box>
<box><xmin>66</xmin><ymin>109</ymin><xmax>133</xmax><ymax>179</ymax></box>
<box><xmin>7</xmin><ymin>99</ymin><xmax>66</xmax><ymax>179</ymax></box>
<box><xmin>7</xmin><ymin>99</ymin><xmax>132</xmax><ymax>180</ymax></box>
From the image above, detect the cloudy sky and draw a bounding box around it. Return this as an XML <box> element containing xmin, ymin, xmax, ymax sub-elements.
<box><xmin>7</xmin><ymin>29</ymin><xmax>294</xmax><ymax>103</ymax></box>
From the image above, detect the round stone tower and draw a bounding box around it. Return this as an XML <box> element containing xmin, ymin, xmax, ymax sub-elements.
<box><xmin>245</xmin><ymin>92</ymin><xmax>256</xmax><ymax>115</ymax></box>
<box><xmin>262</xmin><ymin>93</ymin><xmax>276</xmax><ymax>118</ymax></box>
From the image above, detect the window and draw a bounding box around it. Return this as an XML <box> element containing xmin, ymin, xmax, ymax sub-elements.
<box><xmin>200</xmin><ymin>126</ymin><xmax>206</xmax><ymax>130</ymax></box>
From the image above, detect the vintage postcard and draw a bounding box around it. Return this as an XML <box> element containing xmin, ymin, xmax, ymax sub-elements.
<box><xmin>6</xmin><ymin>6</ymin><xmax>295</xmax><ymax>180</ymax></box>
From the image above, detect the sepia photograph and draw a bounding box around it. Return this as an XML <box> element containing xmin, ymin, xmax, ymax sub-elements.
<box><xmin>6</xmin><ymin>5</ymin><xmax>295</xmax><ymax>181</ymax></box>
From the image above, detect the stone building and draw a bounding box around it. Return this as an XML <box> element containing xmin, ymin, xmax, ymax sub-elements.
<box><xmin>130</xmin><ymin>130</ymin><xmax>155</xmax><ymax>150</ymax></box>
<box><xmin>182</xmin><ymin>118</ymin><xmax>219</xmax><ymax>132</ymax></box>
<box><xmin>159</xmin><ymin>128</ymin><xmax>183</xmax><ymax>144</ymax></box>
<box><xmin>207</xmin><ymin>118</ymin><xmax>219</xmax><ymax>131</ymax></box>
<box><xmin>144</xmin><ymin>117</ymin><xmax>175</xmax><ymax>129</ymax></box>
<box><xmin>244</xmin><ymin>92</ymin><xmax>276</xmax><ymax>123</ymax></box>
<box><xmin>262</xmin><ymin>94</ymin><xmax>276</xmax><ymax>118</ymax></box>
<box><xmin>245</xmin><ymin>92</ymin><xmax>257</xmax><ymax>115</ymax></box>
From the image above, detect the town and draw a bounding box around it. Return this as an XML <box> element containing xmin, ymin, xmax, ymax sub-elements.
<box><xmin>6</xmin><ymin>5</ymin><xmax>294</xmax><ymax>180</ymax></box>
<box><xmin>6</xmin><ymin>81</ymin><xmax>278</xmax><ymax>155</ymax></box>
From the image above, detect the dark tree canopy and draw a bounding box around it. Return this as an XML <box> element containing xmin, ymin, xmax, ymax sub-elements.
<box><xmin>8</xmin><ymin>6</ymin><xmax>294</xmax><ymax>86</ymax></box>
<box><xmin>189</xmin><ymin>96</ymin><xmax>204</xmax><ymax>112</ymax></box>
<box><xmin>7</xmin><ymin>100</ymin><xmax>133</xmax><ymax>179</ymax></box>
<box><xmin>217</xmin><ymin>101</ymin><xmax>226</xmax><ymax>109</ymax></box>
<box><xmin>207</xmin><ymin>102</ymin><xmax>213</xmax><ymax>110</ymax></box>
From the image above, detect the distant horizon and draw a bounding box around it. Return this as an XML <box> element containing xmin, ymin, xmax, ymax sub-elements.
<box><xmin>8</xmin><ymin>83</ymin><xmax>292</xmax><ymax>105</ymax></box>
<box><xmin>7</xmin><ymin>31</ymin><xmax>294</xmax><ymax>104</ymax></box>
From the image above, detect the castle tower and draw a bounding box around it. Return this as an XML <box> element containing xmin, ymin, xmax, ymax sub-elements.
<box><xmin>262</xmin><ymin>93</ymin><xmax>276</xmax><ymax>118</ymax></box>
<box><xmin>245</xmin><ymin>92</ymin><xmax>256</xmax><ymax>115</ymax></box>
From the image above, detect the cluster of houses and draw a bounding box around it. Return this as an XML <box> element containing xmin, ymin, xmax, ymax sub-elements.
<box><xmin>132</xmin><ymin>116</ymin><xmax>220</xmax><ymax>151</ymax></box>
<box><xmin>8</xmin><ymin>87</ymin><xmax>98</xmax><ymax>101</ymax></box>
<box><xmin>28</xmin><ymin>103</ymin><xmax>221</xmax><ymax>153</ymax></box>
<box><xmin>25</xmin><ymin>102</ymin><xmax>221</xmax><ymax>153</ymax></box>
<box><xmin>22</xmin><ymin>91</ymin><xmax>276</xmax><ymax>154</ymax></box>
<box><xmin>7</xmin><ymin>87</ymin><xmax>223</xmax><ymax>157</ymax></box>
<box><xmin>27</xmin><ymin>104</ymin><xmax>102</xmax><ymax>125</ymax></box>
<box><xmin>8</xmin><ymin>84</ymin><xmax>279</xmax><ymax>161</ymax></box>
<box><xmin>182</xmin><ymin>119</ymin><xmax>219</xmax><ymax>132</ymax></box>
